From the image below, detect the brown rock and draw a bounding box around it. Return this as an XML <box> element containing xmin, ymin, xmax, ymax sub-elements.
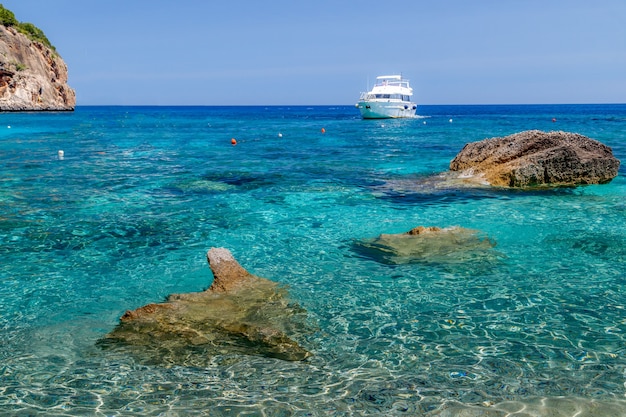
<box><xmin>0</xmin><ymin>26</ymin><xmax>75</xmax><ymax>111</ymax></box>
<box><xmin>449</xmin><ymin>130</ymin><xmax>620</xmax><ymax>187</ymax></box>
<box><xmin>99</xmin><ymin>248</ymin><xmax>312</xmax><ymax>363</ymax></box>
<box><xmin>353</xmin><ymin>226</ymin><xmax>499</xmax><ymax>265</ymax></box>
<box><xmin>405</xmin><ymin>226</ymin><xmax>444</xmax><ymax>235</ymax></box>
<box><xmin>205</xmin><ymin>247</ymin><xmax>262</xmax><ymax>293</ymax></box>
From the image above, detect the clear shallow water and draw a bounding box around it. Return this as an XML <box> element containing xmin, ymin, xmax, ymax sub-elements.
<box><xmin>1</xmin><ymin>104</ymin><xmax>625</xmax><ymax>416</ymax></box>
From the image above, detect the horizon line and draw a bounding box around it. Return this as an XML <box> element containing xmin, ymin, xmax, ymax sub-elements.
<box><xmin>72</xmin><ymin>102</ymin><xmax>626</xmax><ymax>107</ymax></box>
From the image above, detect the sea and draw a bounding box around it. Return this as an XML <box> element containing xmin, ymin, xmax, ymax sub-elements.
<box><xmin>1</xmin><ymin>104</ymin><xmax>625</xmax><ymax>416</ymax></box>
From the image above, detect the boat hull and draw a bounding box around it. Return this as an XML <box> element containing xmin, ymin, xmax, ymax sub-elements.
<box><xmin>356</xmin><ymin>100</ymin><xmax>417</xmax><ymax>119</ymax></box>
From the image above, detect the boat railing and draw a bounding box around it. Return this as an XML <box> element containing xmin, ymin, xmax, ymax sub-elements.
<box><xmin>359</xmin><ymin>92</ymin><xmax>412</xmax><ymax>102</ymax></box>
<box><xmin>374</xmin><ymin>79</ymin><xmax>410</xmax><ymax>88</ymax></box>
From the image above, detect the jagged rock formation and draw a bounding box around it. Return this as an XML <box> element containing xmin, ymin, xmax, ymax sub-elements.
<box><xmin>0</xmin><ymin>25</ymin><xmax>75</xmax><ymax>111</ymax></box>
<box><xmin>99</xmin><ymin>248</ymin><xmax>312</xmax><ymax>363</ymax></box>
<box><xmin>353</xmin><ymin>226</ymin><xmax>498</xmax><ymax>265</ymax></box>
<box><xmin>450</xmin><ymin>130</ymin><xmax>620</xmax><ymax>188</ymax></box>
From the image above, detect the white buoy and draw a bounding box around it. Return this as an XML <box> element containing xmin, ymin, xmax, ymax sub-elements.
<box><xmin>7</xmin><ymin>125</ymin><xmax>10</xmax><ymax>129</ymax></box>
<box><xmin>449</xmin><ymin>119</ymin><xmax>453</xmax><ymax>123</ymax></box>
<box><xmin>58</xmin><ymin>150</ymin><xmax>64</xmax><ymax>160</ymax></box>
<box><xmin>423</xmin><ymin>121</ymin><xmax>427</xmax><ymax>125</ymax></box>
<box><xmin>278</xmin><ymin>132</ymin><xmax>283</xmax><ymax>138</ymax></box>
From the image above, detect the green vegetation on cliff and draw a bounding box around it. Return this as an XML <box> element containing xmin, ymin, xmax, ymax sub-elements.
<box><xmin>0</xmin><ymin>4</ymin><xmax>55</xmax><ymax>51</ymax></box>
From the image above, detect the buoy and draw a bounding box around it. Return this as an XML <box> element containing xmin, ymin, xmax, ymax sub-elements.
<box><xmin>231</xmin><ymin>138</ymin><xmax>237</xmax><ymax>146</ymax></box>
<box><xmin>423</xmin><ymin>121</ymin><xmax>427</xmax><ymax>125</ymax></box>
<box><xmin>449</xmin><ymin>119</ymin><xmax>453</xmax><ymax>123</ymax></box>
<box><xmin>58</xmin><ymin>150</ymin><xmax>64</xmax><ymax>160</ymax></box>
<box><xmin>278</xmin><ymin>132</ymin><xmax>283</xmax><ymax>138</ymax></box>
<box><xmin>7</xmin><ymin>125</ymin><xmax>10</xmax><ymax>129</ymax></box>
<box><xmin>552</xmin><ymin>118</ymin><xmax>557</xmax><ymax>122</ymax></box>
<box><xmin>321</xmin><ymin>128</ymin><xmax>326</xmax><ymax>134</ymax></box>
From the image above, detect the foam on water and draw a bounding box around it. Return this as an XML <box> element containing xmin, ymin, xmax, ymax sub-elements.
<box><xmin>1</xmin><ymin>105</ymin><xmax>625</xmax><ymax>415</ymax></box>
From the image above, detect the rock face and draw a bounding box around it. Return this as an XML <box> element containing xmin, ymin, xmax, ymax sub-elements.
<box><xmin>99</xmin><ymin>248</ymin><xmax>312</xmax><ymax>363</ymax></box>
<box><xmin>352</xmin><ymin>226</ymin><xmax>498</xmax><ymax>265</ymax></box>
<box><xmin>449</xmin><ymin>130</ymin><xmax>620</xmax><ymax>187</ymax></box>
<box><xmin>0</xmin><ymin>25</ymin><xmax>75</xmax><ymax>111</ymax></box>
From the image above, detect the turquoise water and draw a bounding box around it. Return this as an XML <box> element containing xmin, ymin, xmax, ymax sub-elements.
<box><xmin>1</xmin><ymin>105</ymin><xmax>625</xmax><ymax>416</ymax></box>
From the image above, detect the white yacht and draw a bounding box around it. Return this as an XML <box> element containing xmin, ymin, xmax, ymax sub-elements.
<box><xmin>356</xmin><ymin>75</ymin><xmax>417</xmax><ymax>119</ymax></box>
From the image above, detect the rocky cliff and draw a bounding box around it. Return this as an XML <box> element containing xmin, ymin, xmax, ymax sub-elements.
<box><xmin>0</xmin><ymin>25</ymin><xmax>75</xmax><ymax>111</ymax></box>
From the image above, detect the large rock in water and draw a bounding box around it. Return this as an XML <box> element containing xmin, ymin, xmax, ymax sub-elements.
<box><xmin>0</xmin><ymin>25</ymin><xmax>75</xmax><ymax>111</ymax></box>
<box><xmin>353</xmin><ymin>226</ymin><xmax>498</xmax><ymax>265</ymax></box>
<box><xmin>99</xmin><ymin>248</ymin><xmax>312</xmax><ymax>363</ymax></box>
<box><xmin>449</xmin><ymin>130</ymin><xmax>620</xmax><ymax>187</ymax></box>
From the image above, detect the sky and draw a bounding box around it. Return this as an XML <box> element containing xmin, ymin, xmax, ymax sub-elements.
<box><xmin>3</xmin><ymin>0</ymin><xmax>626</xmax><ymax>105</ymax></box>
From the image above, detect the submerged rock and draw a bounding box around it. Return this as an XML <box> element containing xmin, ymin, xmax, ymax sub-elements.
<box><xmin>99</xmin><ymin>248</ymin><xmax>312</xmax><ymax>363</ymax></box>
<box><xmin>353</xmin><ymin>226</ymin><xmax>498</xmax><ymax>265</ymax></box>
<box><xmin>449</xmin><ymin>130</ymin><xmax>620</xmax><ymax>187</ymax></box>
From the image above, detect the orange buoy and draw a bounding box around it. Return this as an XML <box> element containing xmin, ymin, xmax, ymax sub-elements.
<box><xmin>321</xmin><ymin>128</ymin><xmax>326</xmax><ymax>134</ymax></box>
<box><xmin>231</xmin><ymin>138</ymin><xmax>237</xmax><ymax>146</ymax></box>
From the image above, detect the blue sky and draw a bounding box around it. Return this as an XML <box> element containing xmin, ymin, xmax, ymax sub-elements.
<box><xmin>4</xmin><ymin>0</ymin><xmax>625</xmax><ymax>105</ymax></box>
